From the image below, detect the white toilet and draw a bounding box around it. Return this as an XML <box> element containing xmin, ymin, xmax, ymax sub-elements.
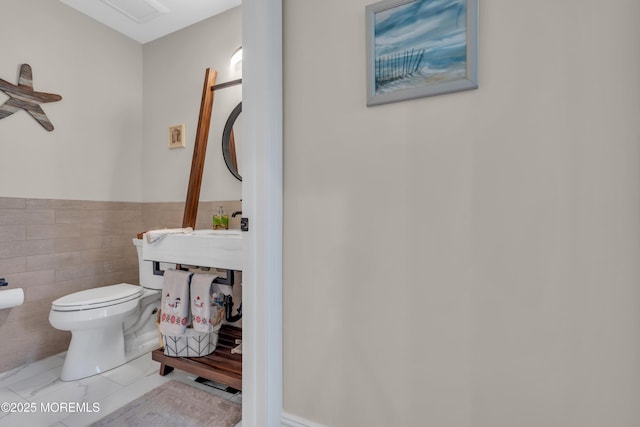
<box><xmin>49</xmin><ymin>238</ymin><xmax>166</xmax><ymax>381</ymax></box>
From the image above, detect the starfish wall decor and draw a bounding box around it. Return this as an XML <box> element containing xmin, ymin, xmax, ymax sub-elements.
<box><xmin>0</xmin><ymin>64</ymin><xmax>62</xmax><ymax>131</ymax></box>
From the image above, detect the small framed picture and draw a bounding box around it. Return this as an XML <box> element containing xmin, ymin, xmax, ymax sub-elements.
<box><xmin>168</xmin><ymin>124</ymin><xmax>186</xmax><ymax>148</ymax></box>
<box><xmin>366</xmin><ymin>0</ymin><xmax>478</xmax><ymax>106</ymax></box>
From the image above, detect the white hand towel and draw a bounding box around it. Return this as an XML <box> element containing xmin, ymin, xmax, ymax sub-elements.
<box><xmin>159</xmin><ymin>269</ymin><xmax>193</xmax><ymax>335</ymax></box>
<box><xmin>145</xmin><ymin>227</ymin><xmax>193</xmax><ymax>244</ymax></box>
<box><xmin>190</xmin><ymin>273</ymin><xmax>219</xmax><ymax>332</ymax></box>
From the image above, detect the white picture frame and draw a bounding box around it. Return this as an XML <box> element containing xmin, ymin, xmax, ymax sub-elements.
<box><xmin>366</xmin><ymin>0</ymin><xmax>478</xmax><ymax>106</ymax></box>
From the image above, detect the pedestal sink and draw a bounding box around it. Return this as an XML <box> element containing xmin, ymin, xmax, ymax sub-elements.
<box><xmin>142</xmin><ymin>229</ymin><xmax>243</xmax><ymax>270</ymax></box>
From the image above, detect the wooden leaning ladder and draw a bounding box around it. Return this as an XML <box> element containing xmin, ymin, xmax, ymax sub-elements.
<box><xmin>181</xmin><ymin>68</ymin><xmax>242</xmax><ymax>228</ymax></box>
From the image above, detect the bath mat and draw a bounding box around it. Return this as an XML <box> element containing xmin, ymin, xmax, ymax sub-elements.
<box><xmin>91</xmin><ymin>380</ymin><xmax>241</xmax><ymax>427</ymax></box>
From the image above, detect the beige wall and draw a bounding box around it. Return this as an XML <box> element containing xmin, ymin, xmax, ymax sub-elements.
<box><xmin>0</xmin><ymin>0</ymin><xmax>241</xmax><ymax>204</ymax></box>
<box><xmin>283</xmin><ymin>1</ymin><xmax>640</xmax><ymax>426</ymax></box>
<box><xmin>0</xmin><ymin>197</ymin><xmax>141</xmax><ymax>371</ymax></box>
<box><xmin>142</xmin><ymin>6</ymin><xmax>243</xmax><ymax>203</ymax></box>
<box><xmin>0</xmin><ymin>0</ymin><xmax>143</xmax><ymax>202</ymax></box>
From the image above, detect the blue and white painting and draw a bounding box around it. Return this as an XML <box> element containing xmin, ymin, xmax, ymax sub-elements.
<box><xmin>374</xmin><ymin>0</ymin><xmax>468</xmax><ymax>95</ymax></box>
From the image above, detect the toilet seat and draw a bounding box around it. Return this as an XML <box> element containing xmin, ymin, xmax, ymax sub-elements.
<box><xmin>51</xmin><ymin>283</ymin><xmax>143</xmax><ymax>312</ymax></box>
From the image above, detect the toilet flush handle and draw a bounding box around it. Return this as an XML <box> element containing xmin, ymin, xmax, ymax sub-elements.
<box><xmin>0</xmin><ymin>278</ymin><xmax>7</xmax><ymax>287</ymax></box>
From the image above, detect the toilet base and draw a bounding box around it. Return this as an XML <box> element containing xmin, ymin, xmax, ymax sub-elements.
<box><xmin>53</xmin><ymin>290</ymin><xmax>161</xmax><ymax>382</ymax></box>
<box><xmin>60</xmin><ymin>323</ymin><xmax>126</xmax><ymax>381</ymax></box>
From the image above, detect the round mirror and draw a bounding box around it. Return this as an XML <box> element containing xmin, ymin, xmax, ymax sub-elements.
<box><xmin>222</xmin><ymin>102</ymin><xmax>242</xmax><ymax>181</ymax></box>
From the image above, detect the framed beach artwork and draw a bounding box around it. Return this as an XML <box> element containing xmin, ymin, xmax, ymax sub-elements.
<box><xmin>366</xmin><ymin>0</ymin><xmax>478</xmax><ymax>106</ymax></box>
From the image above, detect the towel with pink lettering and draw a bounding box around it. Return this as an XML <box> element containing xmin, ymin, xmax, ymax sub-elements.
<box><xmin>159</xmin><ymin>269</ymin><xmax>193</xmax><ymax>335</ymax></box>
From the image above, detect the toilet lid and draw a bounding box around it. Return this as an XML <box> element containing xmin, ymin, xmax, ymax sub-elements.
<box><xmin>52</xmin><ymin>283</ymin><xmax>143</xmax><ymax>311</ymax></box>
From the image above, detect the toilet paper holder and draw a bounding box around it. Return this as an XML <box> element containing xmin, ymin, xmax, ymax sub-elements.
<box><xmin>0</xmin><ymin>278</ymin><xmax>7</xmax><ymax>287</ymax></box>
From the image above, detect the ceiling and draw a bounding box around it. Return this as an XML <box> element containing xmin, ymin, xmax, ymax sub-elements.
<box><xmin>59</xmin><ymin>0</ymin><xmax>241</xmax><ymax>44</ymax></box>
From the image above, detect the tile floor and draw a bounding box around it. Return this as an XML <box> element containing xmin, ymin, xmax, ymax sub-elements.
<box><xmin>0</xmin><ymin>351</ymin><xmax>242</xmax><ymax>427</ymax></box>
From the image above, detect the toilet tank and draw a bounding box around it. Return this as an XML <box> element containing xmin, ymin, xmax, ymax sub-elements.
<box><xmin>132</xmin><ymin>238</ymin><xmax>165</xmax><ymax>290</ymax></box>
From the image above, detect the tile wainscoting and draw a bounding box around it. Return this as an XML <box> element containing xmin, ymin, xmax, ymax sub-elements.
<box><xmin>0</xmin><ymin>197</ymin><xmax>242</xmax><ymax>373</ymax></box>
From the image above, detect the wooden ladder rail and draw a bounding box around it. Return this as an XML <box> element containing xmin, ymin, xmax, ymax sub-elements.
<box><xmin>182</xmin><ymin>68</ymin><xmax>217</xmax><ymax>228</ymax></box>
<box><xmin>182</xmin><ymin>68</ymin><xmax>242</xmax><ymax>228</ymax></box>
